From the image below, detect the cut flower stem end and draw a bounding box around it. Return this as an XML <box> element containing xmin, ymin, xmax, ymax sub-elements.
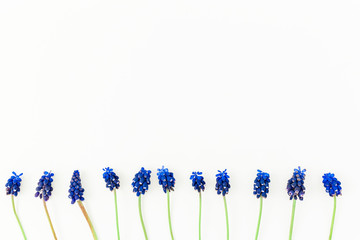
<box><xmin>11</xmin><ymin>195</ymin><xmax>27</xmax><ymax>240</ymax></box>
<box><xmin>77</xmin><ymin>200</ymin><xmax>98</xmax><ymax>240</ymax></box>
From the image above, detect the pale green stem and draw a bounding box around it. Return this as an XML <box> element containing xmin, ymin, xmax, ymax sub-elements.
<box><xmin>223</xmin><ymin>196</ymin><xmax>229</xmax><ymax>240</ymax></box>
<box><xmin>255</xmin><ymin>197</ymin><xmax>263</xmax><ymax>240</ymax></box>
<box><xmin>329</xmin><ymin>196</ymin><xmax>337</xmax><ymax>240</ymax></box>
<box><xmin>289</xmin><ymin>199</ymin><xmax>296</xmax><ymax>240</ymax></box>
<box><xmin>199</xmin><ymin>192</ymin><xmax>202</xmax><ymax>240</ymax></box>
<box><xmin>167</xmin><ymin>190</ymin><xmax>174</xmax><ymax>240</ymax></box>
<box><xmin>43</xmin><ymin>199</ymin><xmax>57</xmax><ymax>239</ymax></box>
<box><xmin>139</xmin><ymin>195</ymin><xmax>148</xmax><ymax>240</ymax></box>
<box><xmin>11</xmin><ymin>195</ymin><xmax>27</xmax><ymax>240</ymax></box>
<box><xmin>114</xmin><ymin>190</ymin><xmax>120</xmax><ymax>240</ymax></box>
<box><xmin>77</xmin><ymin>200</ymin><xmax>98</xmax><ymax>240</ymax></box>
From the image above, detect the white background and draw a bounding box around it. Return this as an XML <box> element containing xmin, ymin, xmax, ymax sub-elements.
<box><xmin>0</xmin><ymin>1</ymin><xmax>360</xmax><ymax>239</ymax></box>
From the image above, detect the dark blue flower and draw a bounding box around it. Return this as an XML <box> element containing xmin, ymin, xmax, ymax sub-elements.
<box><xmin>157</xmin><ymin>166</ymin><xmax>175</xmax><ymax>193</ymax></box>
<box><xmin>322</xmin><ymin>173</ymin><xmax>342</xmax><ymax>197</ymax></box>
<box><xmin>102</xmin><ymin>167</ymin><xmax>120</xmax><ymax>191</ymax></box>
<box><xmin>190</xmin><ymin>172</ymin><xmax>206</xmax><ymax>192</ymax></box>
<box><xmin>287</xmin><ymin>167</ymin><xmax>306</xmax><ymax>200</ymax></box>
<box><xmin>5</xmin><ymin>172</ymin><xmax>23</xmax><ymax>197</ymax></box>
<box><xmin>215</xmin><ymin>169</ymin><xmax>230</xmax><ymax>196</ymax></box>
<box><xmin>132</xmin><ymin>167</ymin><xmax>151</xmax><ymax>196</ymax></box>
<box><xmin>68</xmin><ymin>170</ymin><xmax>85</xmax><ymax>204</ymax></box>
<box><xmin>35</xmin><ymin>171</ymin><xmax>54</xmax><ymax>201</ymax></box>
<box><xmin>253</xmin><ymin>170</ymin><xmax>270</xmax><ymax>198</ymax></box>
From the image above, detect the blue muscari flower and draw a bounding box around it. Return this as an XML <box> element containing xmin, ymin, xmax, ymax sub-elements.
<box><xmin>215</xmin><ymin>169</ymin><xmax>230</xmax><ymax>196</ymax></box>
<box><xmin>5</xmin><ymin>172</ymin><xmax>23</xmax><ymax>197</ymax></box>
<box><xmin>68</xmin><ymin>170</ymin><xmax>85</xmax><ymax>204</ymax></box>
<box><xmin>102</xmin><ymin>167</ymin><xmax>120</xmax><ymax>191</ymax></box>
<box><xmin>35</xmin><ymin>171</ymin><xmax>54</xmax><ymax>201</ymax></box>
<box><xmin>157</xmin><ymin>166</ymin><xmax>175</xmax><ymax>193</ymax></box>
<box><xmin>322</xmin><ymin>173</ymin><xmax>342</xmax><ymax>197</ymax></box>
<box><xmin>253</xmin><ymin>170</ymin><xmax>270</xmax><ymax>198</ymax></box>
<box><xmin>287</xmin><ymin>167</ymin><xmax>306</xmax><ymax>200</ymax></box>
<box><xmin>190</xmin><ymin>172</ymin><xmax>206</xmax><ymax>192</ymax></box>
<box><xmin>132</xmin><ymin>167</ymin><xmax>151</xmax><ymax>196</ymax></box>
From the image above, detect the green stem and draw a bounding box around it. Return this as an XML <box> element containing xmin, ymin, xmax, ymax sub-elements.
<box><xmin>11</xmin><ymin>195</ymin><xmax>27</xmax><ymax>240</ymax></box>
<box><xmin>114</xmin><ymin>190</ymin><xmax>120</xmax><ymax>240</ymax></box>
<box><xmin>139</xmin><ymin>195</ymin><xmax>148</xmax><ymax>240</ymax></box>
<box><xmin>223</xmin><ymin>196</ymin><xmax>229</xmax><ymax>240</ymax></box>
<box><xmin>77</xmin><ymin>200</ymin><xmax>98</xmax><ymax>240</ymax></box>
<box><xmin>167</xmin><ymin>190</ymin><xmax>174</xmax><ymax>240</ymax></box>
<box><xmin>199</xmin><ymin>192</ymin><xmax>202</xmax><ymax>240</ymax></box>
<box><xmin>43</xmin><ymin>199</ymin><xmax>58</xmax><ymax>240</ymax></box>
<box><xmin>329</xmin><ymin>196</ymin><xmax>337</xmax><ymax>240</ymax></box>
<box><xmin>289</xmin><ymin>199</ymin><xmax>296</xmax><ymax>240</ymax></box>
<box><xmin>255</xmin><ymin>197</ymin><xmax>263</xmax><ymax>240</ymax></box>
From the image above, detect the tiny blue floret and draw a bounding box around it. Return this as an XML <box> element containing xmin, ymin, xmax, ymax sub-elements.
<box><xmin>190</xmin><ymin>172</ymin><xmax>206</xmax><ymax>192</ymax></box>
<box><xmin>215</xmin><ymin>169</ymin><xmax>230</xmax><ymax>196</ymax></box>
<box><xmin>35</xmin><ymin>171</ymin><xmax>54</xmax><ymax>201</ymax></box>
<box><xmin>157</xmin><ymin>166</ymin><xmax>175</xmax><ymax>193</ymax></box>
<box><xmin>5</xmin><ymin>172</ymin><xmax>23</xmax><ymax>197</ymax></box>
<box><xmin>132</xmin><ymin>167</ymin><xmax>152</xmax><ymax>196</ymax></box>
<box><xmin>102</xmin><ymin>167</ymin><xmax>120</xmax><ymax>191</ymax></box>
<box><xmin>68</xmin><ymin>170</ymin><xmax>85</xmax><ymax>204</ymax></box>
<box><xmin>287</xmin><ymin>167</ymin><xmax>306</xmax><ymax>200</ymax></box>
<box><xmin>253</xmin><ymin>170</ymin><xmax>270</xmax><ymax>198</ymax></box>
<box><xmin>322</xmin><ymin>173</ymin><xmax>342</xmax><ymax>197</ymax></box>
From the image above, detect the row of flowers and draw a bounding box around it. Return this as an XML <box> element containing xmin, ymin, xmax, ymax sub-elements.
<box><xmin>5</xmin><ymin>166</ymin><xmax>341</xmax><ymax>240</ymax></box>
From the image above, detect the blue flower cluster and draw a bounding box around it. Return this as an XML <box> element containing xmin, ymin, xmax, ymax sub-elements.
<box><xmin>322</xmin><ymin>173</ymin><xmax>342</xmax><ymax>197</ymax></box>
<box><xmin>35</xmin><ymin>171</ymin><xmax>54</xmax><ymax>201</ymax></box>
<box><xmin>215</xmin><ymin>169</ymin><xmax>230</xmax><ymax>196</ymax></box>
<box><xmin>253</xmin><ymin>170</ymin><xmax>270</xmax><ymax>198</ymax></box>
<box><xmin>287</xmin><ymin>167</ymin><xmax>306</xmax><ymax>200</ymax></box>
<box><xmin>68</xmin><ymin>170</ymin><xmax>85</xmax><ymax>204</ymax></box>
<box><xmin>190</xmin><ymin>172</ymin><xmax>206</xmax><ymax>192</ymax></box>
<box><xmin>102</xmin><ymin>167</ymin><xmax>120</xmax><ymax>191</ymax></box>
<box><xmin>157</xmin><ymin>166</ymin><xmax>175</xmax><ymax>193</ymax></box>
<box><xmin>5</xmin><ymin>172</ymin><xmax>23</xmax><ymax>197</ymax></box>
<box><xmin>132</xmin><ymin>167</ymin><xmax>152</xmax><ymax>196</ymax></box>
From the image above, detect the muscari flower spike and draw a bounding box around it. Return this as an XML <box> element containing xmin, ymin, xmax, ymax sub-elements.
<box><xmin>322</xmin><ymin>173</ymin><xmax>342</xmax><ymax>197</ymax></box>
<box><xmin>133</xmin><ymin>168</ymin><xmax>152</xmax><ymax>240</ymax></box>
<box><xmin>254</xmin><ymin>170</ymin><xmax>270</xmax><ymax>240</ymax></box>
<box><xmin>35</xmin><ymin>171</ymin><xmax>58</xmax><ymax>239</ymax></box>
<box><xmin>253</xmin><ymin>170</ymin><xmax>270</xmax><ymax>198</ymax></box>
<box><xmin>158</xmin><ymin>166</ymin><xmax>176</xmax><ymax>239</ymax></box>
<box><xmin>102</xmin><ymin>167</ymin><xmax>120</xmax><ymax>191</ymax></box>
<box><xmin>6</xmin><ymin>171</ymin><xmax>27</xmax><ymax>239</ymax></box>
<box><xmin>157</xmin><ymin>166</ymin><xmax>175</xmax><ymax>193</ymax></box>
<box><xmin>69</xmin><ymin>170</ymin><xmax>98</xmax><ymax>239</ymax></box>
<box><xmin>6</xmin><ymin>172</ymin><xmax>23</xmax><ymax>197</ymax></box>
<box><xmin>190</xmin><ymin>172</ymin><xmax>206</xmax><ymax>192</ymax></box>
<box><xmin>35</xmin><ymin>171</ymin><xmax>54</xmax><ymax>201</ymax></box>
<box><xmin>103</xmin><ymin>167</ymin><xmax>121</xmax><ymax>240</ymax></box>
<box><xmin>68</xmin><ymin>170</ymin><xmax>85</xmax><ymax>204</ymax></box>
<box><xmin>132</xmin><ymin>167</ymin><xmax>152</xmax><ymax>196</ymax></box>
<box><xmin>215</xmin><ymin>169</ymin><xmax>230</xmax><ymax>196</ymax></box>
<box><xmin>323</xmin><ymin>173</ymin><xmax>342</xmax><ymax>240</ymax></box>
<box><xmin>287</xmin><ymin>167</ymin><xmax>306</xmax><ymax>201</ymax></box>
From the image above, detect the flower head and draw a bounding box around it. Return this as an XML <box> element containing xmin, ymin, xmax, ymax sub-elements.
<box><xmin>35</xmin><ymin>171</ymin><xmax>54</xmax><ymax>201</ymax></box>
<box><xmin>132</xmin><ymin>167</ymin><xmax>152</xmax><ymax>196</ymax></box>
<box><xmin>287</xmin><ymin>167</ymin><xmax>306</xmax><ymax>200</ymax></box>
<box><xmin>253</xmin><ymin>170</ymin><xmax>270</xmax><ymax>198</ymax></box>
<box><xmin>190</xmin><ymin>172</ymin><xmax>206</xmax><ymax>192</ymax></box>
<box><xmin>215</xmin><ymin>169</ymin><xmax>230</xmax><ymax>196</ymax></box>
<box><xmin>68</xmin><ymin>170</ymin><xmax>85</xmax><ymax>204</ymax></box>
<box><xmin>157</xmin><ymin>166</ymin><xmax>175</xmax><ymax>193</ymax></box>
<box><xmin>5</xmin><ymin>172</ymin><xmax>23</xmax><ymax>197</ymax></box>
<box><xmin>102</xmin><ymin>167</ymin><xmax>120</xmax><ymax>191</ymax></box>
<box><xmin>322</xmin><ymin>173</ymin><xmax>342</xmax><ymax>197</ymax></box>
